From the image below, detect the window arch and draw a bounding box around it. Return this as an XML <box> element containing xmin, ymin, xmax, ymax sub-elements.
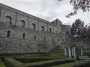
<box><xmin>32</xmin><ymin>23</ymin><xmax>36</xmax><ymax>29</ymax></box>
<box><xmin>41</xmin><ymin>26</ymin><xmax>44</xmax><ymax>31</ymax></box>
<box><xmin>21</xmin><ymin>20</ymin><xmax>25</xmax><ymax>27</ymax></box>
<box><xmin>6</xmin><ymin>16</ymin><xmax>12</xmax><ymax>24</ymax></box>
<box><xmin>49</xmin><ymin>28</ymin><xmax>52</xmax><ymax>33</ymax></box>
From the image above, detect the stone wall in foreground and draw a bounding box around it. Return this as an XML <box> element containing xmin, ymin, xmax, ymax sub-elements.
<box><xmin>0</xmin><ymin>22</ymin><xmax>62</xmax><ymax>53</ymax></box>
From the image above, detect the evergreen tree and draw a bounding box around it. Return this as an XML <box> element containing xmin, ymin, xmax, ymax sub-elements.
<box><xmin>71</xmin><ymin>19</ymin><xmax>85</xmax><ymax>42</ymax></box>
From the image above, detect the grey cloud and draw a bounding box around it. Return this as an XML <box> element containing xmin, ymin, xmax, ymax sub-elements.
<box><xmin>0</xmin><ymin>0</ymin><xmax>90</xmax><ymax>25</ymax></box>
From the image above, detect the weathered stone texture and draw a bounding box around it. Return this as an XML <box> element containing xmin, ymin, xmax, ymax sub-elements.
<box><xmin>0</xmin><ymin>3</ymin><xmax>71</xmax><ymax>53</ymax></box>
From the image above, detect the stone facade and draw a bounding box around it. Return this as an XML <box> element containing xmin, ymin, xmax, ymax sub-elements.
<box><xmin>0</xmin><ymin>3</ymin><xmax>71</xmax><ymax>53</ymax></box>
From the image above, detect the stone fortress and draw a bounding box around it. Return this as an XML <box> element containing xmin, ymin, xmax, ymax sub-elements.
<box><xmin>0</xmin><ymin>3</ymin><xmax>71</xmax><ymax>53</ymax></box>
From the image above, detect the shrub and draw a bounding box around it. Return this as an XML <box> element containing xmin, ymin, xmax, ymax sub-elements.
<box><xmin>15</xmin><ymin>57</ymin><xmax>52</xmax><ymax>63</ymax></box>
<box><xmin>52</xmin><ymin>59</ymin><xmax>90</xmax><ymax>67</ymax></box>
<box><xmin>0</xmin><ymin>64</ymin><xmax>6</xmax><ymax>67</ymax></box>
<box><xmin>4</xmin><ymin>58</ymin><xmax>24</xmax><ymax>67</ymax></box>
<box><xmin>23</xmin><ymin>59</ymin><xmax>75</xmax><ymax>67</ymax></box>
<box><xmin>0</xmin><ymin>59</ymin><xmax>6</xmax><ymax>67</ymax></box>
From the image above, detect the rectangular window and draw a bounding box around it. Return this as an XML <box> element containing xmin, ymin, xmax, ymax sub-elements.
<box><xmin>7</xmin><ymin>31</ymin><xmax>11</xmax><ymax>37</ymax></box>
<box><xmin>34</xmin><ymin>35</ymin><xmax>36</xmax><ymax>41</ymax></box>
<box><xmin>41</xmin><ymin>26</ymin><xmax>44</xmax><ymax>31</ymax></box>
<box><xmin>32</xmin><ymin>23</ymin><xmax>36</xmax><ymax>30</ymax></box>
<box><xmin>23</xmin><ymin>33</ymin><xmax>25</xmax><ymax>39</ymax></box>
<box><xmin>6</xmin><ymin>16</ymin><xmax>12</xmax><ymax>24</ymax></box>
<box><xmin>21</xmin><ymin>20</ymin><xmax>25</xmax><ymax>27</ymax></box>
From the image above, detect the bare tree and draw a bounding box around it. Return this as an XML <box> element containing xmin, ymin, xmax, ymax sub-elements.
<box><xmin>58</xmin><ymin>0</ymin><xmax>90</xmax><ymax>18</ymax></box>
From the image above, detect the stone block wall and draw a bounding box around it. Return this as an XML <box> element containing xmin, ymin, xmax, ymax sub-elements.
<box><xmin>0</xmin><ymin>3</ymin><xmax>71</xmax><ymax>53</ymax></box>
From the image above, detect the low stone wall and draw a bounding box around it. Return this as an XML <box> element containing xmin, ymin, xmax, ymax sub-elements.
<box><xmin>0</xmin><ymin>37</ymin><xmax>54</xmax><ymax>53</ymax></box>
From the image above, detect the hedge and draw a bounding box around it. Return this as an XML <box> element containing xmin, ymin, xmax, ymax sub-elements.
<box><xmin>52</xmin><ymin>59</ymin><xmax>90</xmax><ymax>67</ymax></box>
<box><xmin>0</xmin><ymin>53</ymin><xmax>50</xmax><ymax>59</ymax></box>
<box><xmin>0</xmin><ymin>64</ymin><xmax>6</xmax><ymax>67</ymax></box>
<box><xmin>83</xmin><ymin>49</ymin><xmax>90</xmax><ymax>56</ymax></box>
<box><xmin>23</xmin><ymin>58</ymin><xmax>75</xmax><ymax>67</ymax></box>
<box><xmin>4</xmin><ymin>58</ymin><xmax>24</xmax><ymax>67</ymax></box>
<box><xmin>16</xmin><ymin>57</ymin><xmax>50</xmax><ymax>63</ymax></box>
<box><xmin>0</xmin><ymin>52</ymin><xmax>64</xmax><ymax>58</ymax></box>
<box><xmin>0</xmin><ymin>59</ymin><xmax>6</xmax><ymax>67</ymax></box>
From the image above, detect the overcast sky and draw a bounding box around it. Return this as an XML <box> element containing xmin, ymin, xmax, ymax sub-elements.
<box><xmin>0</xmin><ymin>0</ymin><xmax>90</xmax><ymax>25</ymax></box>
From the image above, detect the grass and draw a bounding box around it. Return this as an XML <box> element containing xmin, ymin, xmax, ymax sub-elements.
<box><xmin>0</xmin><ymin>52</ymin><xmax>64</xmax><ymax>58</ymax></box>
<box><xmin>83</xmin><ymin>49</ymin><xmax>90</xmax><ymax>56</ymax></box>
<box><xmin>23</xmin><ymin>58</ymin><xmax>74</xmax><ymax>67</ymax></box>
<box><xmin>15</xmin><ymin>57</ymin><xmax>54</xmax><ymax>63</ymax></box>
<box><xmin>52</xmin><ymin>59</ymin><xmax>90</xmax><ymax>67</ymax></box>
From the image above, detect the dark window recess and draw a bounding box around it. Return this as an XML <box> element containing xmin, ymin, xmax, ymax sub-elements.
<box><xmin>0</xmin><ymin>45</ymin><xmax>2</xmax><ymax>49</ymax></box>
<box><xmin>6</xmin><ymin>16</ymin><xmax>12</xmax><ymax>24</ymax></box>
<box><xmin>34</xmin><ymin>35</ymin><xmax>36</xmax><ymax>41</ymax></box>
<box><xmin>49</xmin><ymin>28</ymin><xmax>52</xmax><ymax>33</ymax></box>
<box><xmin>7</xmin><ymin>31</ymin><xmax>11</xmax><ymax>37</ymax></box>
<box><xmin>41</xmin><ymin>26</ymin><xmax>44</xmax><ymax>31</ymax></box>
<box><xmin>32</xmin><ymin>23</ymin><xmax>36</xmax><ymax>29</ymax></box>
<box><xmin>21</xmin><ymin>20</ymin><xmax>25</xmax><ymax>27</ymax></box>
<box><xmin>23</xmin><ymin>33</ymin><xmax>25</xmax><ymax>39</ymax></box>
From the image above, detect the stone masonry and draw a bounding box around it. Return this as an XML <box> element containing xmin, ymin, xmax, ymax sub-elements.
<box><xmin>0</xmin><ymin>3</ymin><xmax>71</xmax><ymax>53</ymax></box>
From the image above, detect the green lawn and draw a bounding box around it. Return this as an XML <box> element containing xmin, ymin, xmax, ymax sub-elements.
<box><xmin>83</xmin><ymin>49</ymin><xmax>90</xmax><ymax>56</ymax></box>
<box><xmin>52</xmin><ymin>59</ymin><xmax>90</xmax><ymax>67</ymax></box>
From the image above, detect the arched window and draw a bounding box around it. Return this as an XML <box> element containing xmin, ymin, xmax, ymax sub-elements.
<box><xmin>6</xmin><ymin>16</ymin><xmax>12</xmax><ymax>24</ymax></box>
<box><xmin>21</xmin><ymin>20</ymin><xmax>25</xmax><ymax>27</ymax></box>
<box><xmin>41</xmin><ymin>26</ymin><xmax>44</xmax><ymax>31</ymax></box>
<box><xmin>49</xmin><ymin>28</ymin><xmax>52</xmax><ymax>33</ymax></box>
<box><xmin>32</xmin><ymin>23</ymin><xmax>36</xmax><ymax>29</ymax></box>
<box><xmin>34</xmin><ymin>35</ymin><xmax>37</xmax><ymax>41</ymax></box>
